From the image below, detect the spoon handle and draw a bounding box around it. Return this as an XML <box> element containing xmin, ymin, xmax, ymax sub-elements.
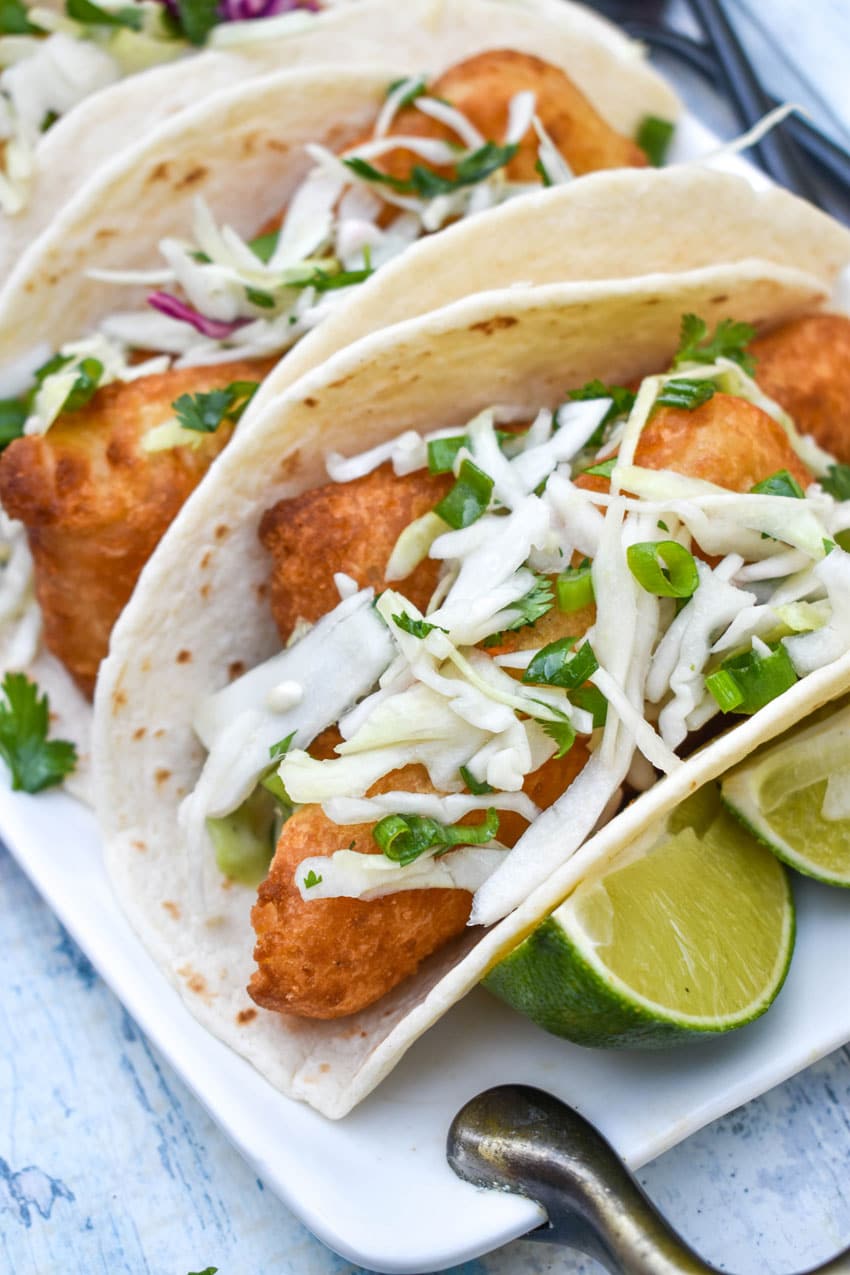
<box><xmin>447</xmin><ymin>1085</ymin><xmax>850</xmax><ymax>1274</ymax></box>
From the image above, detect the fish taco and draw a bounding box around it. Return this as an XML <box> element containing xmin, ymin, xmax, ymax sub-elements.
<box><xmin>93</xmin><ymin>261</ymin><xmax>850</xmax><ymax>1117</ymax></box>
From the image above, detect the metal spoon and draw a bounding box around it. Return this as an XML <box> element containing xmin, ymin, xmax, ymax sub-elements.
<box><xmin>447</xmin><ymin>1085</ymin><xmax>850</xmax><ymax>1274</ymax></box>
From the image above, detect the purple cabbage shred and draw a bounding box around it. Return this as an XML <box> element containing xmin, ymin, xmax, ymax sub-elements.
<box><xmin>147</xmin><ymin>292</ymin><xmax>248</xmax><ymax>340</ymax></box>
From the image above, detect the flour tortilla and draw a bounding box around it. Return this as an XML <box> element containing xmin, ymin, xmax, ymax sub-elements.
<box><xmin>5</xmin><ymin>70</ymin><xmax>847</xmax><ymax>798</ymax></box>
<box><xmin>94</xmin><ymin>261</ymin><xmax>846</xmax><ymax>1118</ymax></box>
<box><xmin>0</xmin><ymin>0</ymin><xmax>677</xmax><ymax>281</ymax></box>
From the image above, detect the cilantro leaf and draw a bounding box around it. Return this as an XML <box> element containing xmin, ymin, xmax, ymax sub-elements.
<box><xmin>0</xmin><ymin>0</ymin><xmax>40</xmax><ymax>33</ymax></box>
<box><xmin>672</xmin><ymin>313</ymin><xmax>756</xmax><ymax>375</ymax></box>
<box><xmin>173</xmin><ymin>0</ymin><xmax>219</xmax><ymax>45</ymax></box>
<box><xmin>655</xmin><ymin>378</ymin><xmax>716</xmax><ymax>411</ymax></box>
<box><xmin>0</xmin><ymin>673</ymin><xmax>77</xmax><ymax>793</ymax></box>
<box><xmin>582</xmin><ymin>456</ymin><xmax>616</xmax><ymax>479</ymax></box>
<box><xmin>172</xmin><ymin>380</ymin><xmax>259</xmax><ymax>433</ymax></box>
<box><xmin>344</xmin><ymin>140</ymin><xmax>517</xmax><ymax>199</ymax></box>
<box><xmin>750</xmin><ymin>469</ymin><xmax>805</xmax><ymax>499</ymax></box>
<box><xmin>30</xmin><ymin>352</ymin><xmax>104</xmax><ymax>416</ymax></box>
<box><xmin>248</xmin><ymin>230</ymin><xmax>279</xmax><ymax>263</ymax></box>
<box><xmin>523</xmin><ymin>638</ymin><xmax>598</xmax><ymax>690</ymax></box>
<box><xmin>302</xmin><ymin>869</ymin><xmax>323</xmax><ymax>889</ymax></box>
<box><xmin>392</xmin><ymin>612</ymin><xmax>447</xmax><ymax>639</ymax></box>
<box><xmin>187</xmin><ymin>1269</ymin><xmax>219</xmax><ymax>1275</ymax></box>
<box><xmin>0</xmin><ymin>399</ymin><xmax>27</xmax><ymax>451</ymax></box>
<box><xmin>820</xmin><ymin>464</ymin><xmax>850</xmax><ymax>502</ymax></box>
<box><xmin>459</xmin><ymin>764</ymin><xmax>494</xmax><ymax>795</ymax></box>
<box><xmin>385</xmin><ymin>75</ymin><xmax>427</xmax><ymax>107</ymax></box>
<box><xmin>300</xmin><ymin>260</ymin><xmax>374</xmax><ymax>293</ymax></box>
<box><xmin>541</xmin><ymin>716</ymin><xmax>576</xmax><ymax>759</ymax></box>
<box><xmin>65</xmin><ymin>0</ymin><xmax>143</xmax><ymax>28</ymax></box>
<box><xmin>636</xmin><ymin>115</ymin><xmax>675</xmax><ymax>166</ymax></box>
<box><xmin>268</xmin><ymin>732</ymin><xmax>295</xmax><ymax>765</ymax></box>
<box><xmin>500</xmin><ymin>574</ymin><xmax>555</xmax><ymax>634</ymax></box>
<box><xmin>565</xmin><ymin>379</ymin><xmax>636</xmax><ymax>446</ymax></box>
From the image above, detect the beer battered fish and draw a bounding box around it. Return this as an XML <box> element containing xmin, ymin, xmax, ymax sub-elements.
<box><xmin>0</xmin><ymin>360</ymin><xmax>272</xmax><ymax>697</ymax></box>
<box><xmin>751</xmin><ymin>314</ymin><xmax>850</xmax><ymax>463</ymax></box>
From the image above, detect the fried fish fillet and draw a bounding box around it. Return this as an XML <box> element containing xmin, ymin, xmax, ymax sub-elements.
<box><xmin>750</xmin><ymin>314</ymin><xmax>850</xmax><ymax>463</ymax></box>
<box><xmin>0</xmin><ymin>359</ymin><xmax>272</xmax><ymax>697</ymax></box>
<box><xmin>258</xmin><ymin>463</ymin><xmax>452</xmax><ymax>641</ymax></box>
<box><xmin>250</xmin><ymin>744</ymin><xmax>589</xmax><ymax>1019</ymax></box>
<box><xmin>251</xmin><ymin>392</ymin><xmax>816</xmax><ymax>1020</ymax></box>
<box><xmin>361</xmin><ymin>49</ymin><xmax>647</xmax><ymax>188</ymax></box>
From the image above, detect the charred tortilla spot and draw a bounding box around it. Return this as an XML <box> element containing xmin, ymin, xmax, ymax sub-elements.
<box><xmin>132</xmin><ymin>839</ymin><xmax>147</xmax><ymax>852</ymax></box>
<box><xmin>176</xmin><ymin>649</ymin><xmax>192</xmax><ymax>664</ymax></box>
<box><xmin>228</xmin><ymin>660</ymin><xmax>245</xmax><ymax>681</ymax></box>
<box><xmin>176</xmin><ymin>165</ymin><xmax>209</xmax><ymax>190</ymax></box>
<box><xmin>95</xmin><ymin>227</ymin><xmax>117</xmax><ymax>241</ymax></box>
<box><xmin>162</xmin><ymin>901</ymin><xmax>180</xmax><ymax>920</ymax></box>
<box><xmin>112</xmin><ymin>689</ymin><xmax>127</xmax><ymax>710</ymax></box>
<box><xmin>303</xmin><ymin>397</ymin><xmax>318</xmax><ymax>407</ymax></box>
<box><xmin>214</xmin><ymin>524</ymin><xmax>230</xmax><ymax>540</ymax></box>
<box><xmin>470</xmin><ymin>315</ymin><xmax>519</xmax><ymax>335</ymax></box>
<box><xmin>154</xmin><ymin>767</ymin><xmax>171</xmax><ymax>786</ymax></box>
<box><xmin>149</xmin><ymin>161</ymin><xmax>170</xmax><ymax>182</ymax></box>
<box><xmin>200</xmin><ymin>584</ymin><xmax>210</xmax><ymax>599</ymax></box>
<box><xmin>236</xmin><ymin>1008</ymin><xmax>257</xmax><ymax>1025</ymax></box>
<box><xmin>710</xmin><ymin>294</ymin><xmax>729</xmax><ymax>304</ymax></box>
<box><xmin>132</xmin><ymin>727</ymin><xmax>146</xmax><ymax>740</ymax></box>
<box><xmin>200</xmin><ymin>550</ymin><xmax>212</xmax><ymax>569</ymax></box>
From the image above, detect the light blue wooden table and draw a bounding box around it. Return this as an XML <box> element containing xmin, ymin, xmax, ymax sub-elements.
<box><xmin>4</xmin><ymin>3</ymin><xmax>850</xmax><ymax>1273</ymax></box>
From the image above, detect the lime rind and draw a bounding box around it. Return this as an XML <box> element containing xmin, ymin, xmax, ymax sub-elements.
<box><xmin>722</xmin><ymin>785</ymin><xmax>850</xmax><ymax>888</ymax></box>
<box><xmin>484</xmin><ymin>789</ymin><xmax>795</xmax><ymax>1048</ymax></box>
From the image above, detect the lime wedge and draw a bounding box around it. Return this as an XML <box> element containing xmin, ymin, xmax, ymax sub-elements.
<box><xmin>484</xmin><ymin>785</ymin><xmax>794</xmax><ymax>1047</ymax></box>
<box><xmin>722</xmin><ymin>702</ymin><xmax>850</xmax><ymax>888</ymax></box>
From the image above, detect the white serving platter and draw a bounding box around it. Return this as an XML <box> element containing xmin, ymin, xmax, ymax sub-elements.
<box><xmin>4</xmin><ymin>110</ymin><xmax>850</xmax><ymax>1274</ymax></box>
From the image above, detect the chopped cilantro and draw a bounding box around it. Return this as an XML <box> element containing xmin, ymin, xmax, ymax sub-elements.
<box><xmin>0</xmin><ymin>673</ymin><xmax>77</xmax><ymax>793</ymax></box>
<box><xmin>636</xmin><ymin>115</ymin><xmax>675</xmax><ymax>166</ymax></box>
<box><xmin>820</xmin><ymin>463</ymin><xmax>850</xmax><ymax>502</ymax></box>
<box><xmin>570</xmin><ymin>684</ymin><xmax>608</xmax><ymax>728</ymax></box>
<box><xmin>823</xmin><ymin>538</ymin><xmax>837</xmax><ymax>556</ymax></box>
<box><xmin>582</xmin><ymin>456</ymin><xmax>617</xmax><ymax>479</ymax></box>
<box><xmin>0</xmin><ymin>0</ymin><xmax>41</xmax><ymax>32</ymax></box>
<box><xmin>541</xmin><ymin>716</ymin><xmax>576</xmax><ymax>759</ymax></box>
<box><xmin>566</xmin><ymin>380</ymin><xmax>636</xmax><ymax>438</ymax></box>
<box><xmin>172</xmin><ymin>0</ymin><xmax>219</xmax><ymax>44</ymax></box>
<box><xmin>459</xmin><ymin>765</ymin><xmax>494</xmax><ymax>795</ymax></box>
<box><xmin>66</xmin><ymin>0</ymin><xmax>143</xmax><ymax>27</ymax></box>
<box><xmin>750</xmin><ymin>469</ymin><xmax>805</xmax><ymax>499</ymax></box>
<box><xmin>187</xmin><ymin>1267</ymin><xmax>219</xmax><ymax>1274</ymax></box>
<box><xmin>172</xmin><ymin>380</ymin><xmax>259</xmax><ymax>433</ymax></box>
<box><xmin>385</xmin><ymin>75</ymin><xmax>427</xmax><ymax>106</ymax></box>
<box><xmin>302</xmin><ymin>869</ymin><xmax>323</xmax><ymax>889</ymax></box>
<box><xmin>673</xmin><ymin>313</ymin><xmax>756</xmax><ymax>375</ymax></box>
<box><xmin>245</xmin><ymin>286</ymin><xmax>275</xmax><ymax>309</ymax></box>
<box><xmin>534</xmin><ymin>157</ymin><xmax>552</xmax><ymax>187</ymax></box>
<box><xmin>523</xmin><ymin>637</ymin><xmax>598</xmax><ymax>691</ymax></box>
<box><xmin>249</xmin><ymin>230</ymin><xmax>279</xmax><ymax>263</ymax></box>
<box><xmin>655</xmin><ymin>378</ymin><xmax>716</xmax><ymax>411</ymax></box>
<box><xmin>41</xmin><ymin>109</ymin><xmax>59</xmax><ymax>133</ymax></box>
<box><xmin>373</xmin><ymin>807</ymin><xmax>499</xmax><ymax>866</ymax></box>
<box><xmin>495</xmin><ymin>574</ymin><xmax>555</xmax><ymax>639</ymax></box>
<box><xmin>31</xmin><ymin>353</ymin><xmax>104</xmax><ymax>416</ymax></box>
<box><xmin>0</xmin><ymin>399</ymin><xmax>27</xmax><ymax>451</ymax></box>
<box><xmin>392</xmin><ymin>612</ymin><xmax>447</xmax><ymax>639</ymax></box>
<box><xmin>300</xmin><ymin>260</ymin><xmax>374</xmax><ymax>293</ymax></box>
<box><xmin>268</xmin><ymin>732</ymin><xmax>295</xmax><ymax>764</ymax></box>
<box><xmin>344</xmin><ymin>140</ymin><xmax>518</xmax><ymax>199</ymax></box>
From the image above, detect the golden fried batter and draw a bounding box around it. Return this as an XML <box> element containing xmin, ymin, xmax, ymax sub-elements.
<box><xmin>359</xmin><ymin>50</ymin><xmax>646</xmax><ymax>189</ymax></box>
<box><xmin>259</xmin><ymin>463</ymin><xmax>451</xmax><ymax>641</ymax></box>
<box><xmin>250</xmin><ymin>742</ymin><xmax>589</xmax><ymax>1019</ymax></box>
<box><xmin>635</xmin><ymin>393</ymin><xmax>813</xmax><ymax>491</ymax></box>
<box><xmin>0</xmin><ymin>359</ymin><xmax>273</xmax><ymax>697</ymax></box>
<box><xmin>750</xmin><ymin>314</ymin><xmax>850</xmax><ymax>462</ymax></box>
<box><xmin>576</xmin><ymin>394</ymin><xmax>813</xmax><ymax>497</ymax></box>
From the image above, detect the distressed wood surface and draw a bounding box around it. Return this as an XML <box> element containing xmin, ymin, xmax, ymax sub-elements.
<box><xmin>3</xmin><ymin>838</ymin><xmax>850</xmax><ymax>1275</ymax></box>
<box><xmin>5</xmin><ymin>2</ymin><xmax>850</xmax><ymax>1272</ymax></box>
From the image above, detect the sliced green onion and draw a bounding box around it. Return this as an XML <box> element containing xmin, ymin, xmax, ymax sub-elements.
<box><xmin>373</xmin><ymin>808</ymin><xmax>500</xmax><ymax>866</ymax></box>
<box><xmin>570</xmin><ymin>684</ymin><xmax>608</xmax><ymax>728</ymax></box>
<box><xmin>523</xmin><ymin>638</ymin><xmax>598</xmax><ymax>690</ymax></box>
<box><xmin>459</xmin><ymin>765</ymin><xmax>494</xmax><ymax>795</ymax></box>
<box><xmin>427</xmin><ymin>435</ymin><xmax>466</xmax><ymax>474</ymax></box>
<box><xmin>636</xmin><ymin>115</ymin><xmax>675</xmax><ymax>166</ymax></box>
<box><xmin>392</xmin><ymin>612</ymin><xmax>447</xmax><ymax>639</ymax></box>
<box><xmin>556</xmin><ymin>560</ymin><xmax>594</xmax><ymax>613</ymax></box>
<box><xmin>655</xmin><ymin>378</ymin><xmax>716</xmax><ymax>411</ymax></box>
<box><xmin>627</xmin><ymin>541</ymin><xmax>699</xmax><ymax>599</ymax></box>
<box><xmin>705</xmin><ymin>642</ymin><xmax>798</xmax><ymax>716</ymax></box>
<box><xmin>434</xmin><ymin>458</ymin><xmax>494</xmax><ymax>529</ymax></box>
<box><xmin>750</xmin><ymin>469</ymin><xmax>805</xmax><ymax>499</ymax></box>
